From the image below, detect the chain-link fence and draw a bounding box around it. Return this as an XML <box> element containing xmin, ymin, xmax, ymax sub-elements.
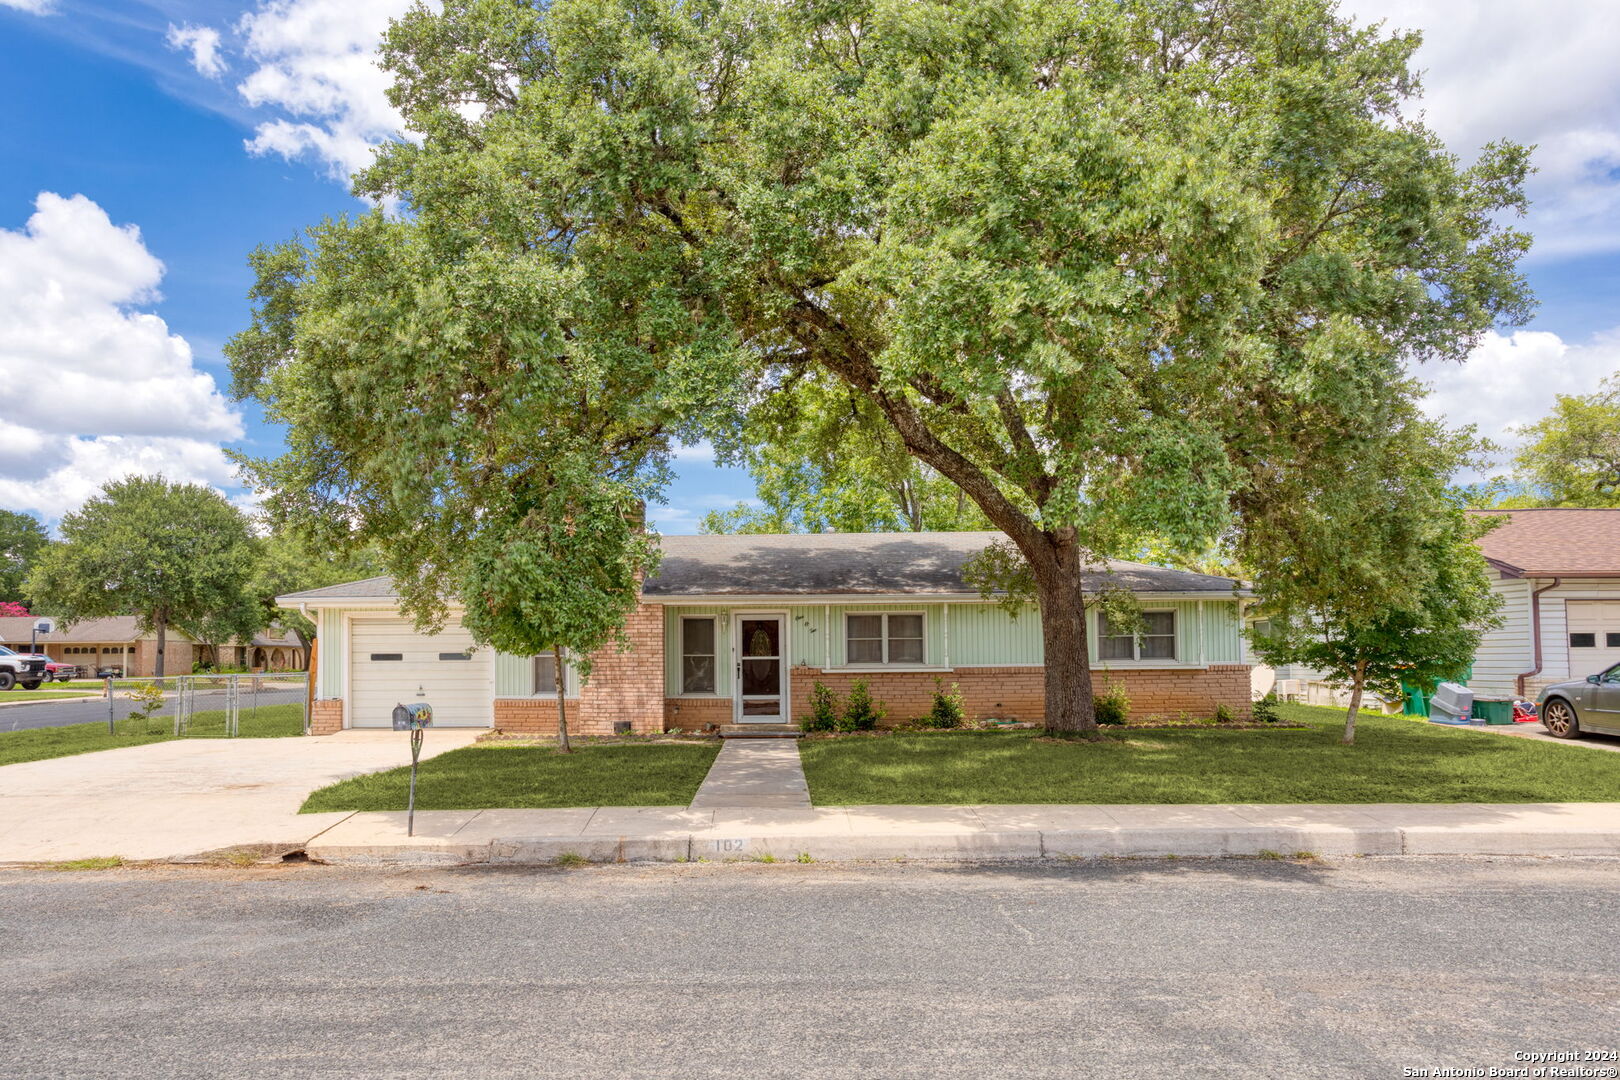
<box><xmin>102</xmin><ymin>673</ymin><xmax>310</xmax><ymax>738</ymax></box>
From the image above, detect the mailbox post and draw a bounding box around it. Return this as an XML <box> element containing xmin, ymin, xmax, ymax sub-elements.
<box><xmin>393</xmin><ymin>702</ymin><xmax>434</xmax><ymax>836</ymax></box>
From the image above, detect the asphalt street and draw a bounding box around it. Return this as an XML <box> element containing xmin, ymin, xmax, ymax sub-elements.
<box><xmin>1</xmin><ymin>857</ymin><xmax>1616</xmax><ymax>1079</ymax></box>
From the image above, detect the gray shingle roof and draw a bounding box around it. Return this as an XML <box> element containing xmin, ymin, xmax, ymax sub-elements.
<box><xmin>279</xmin><ymin>534</ymin><xmax>1241</xmax><ymax>602</ymax></box>
<box><xmin>0</xmin><ymin>615</ymin><xmax>168</xmax><ymax>644</ymax></box>
<box><xmin>645</xmin><ymin>532</ymin><xmax>1241</xmax><ymax>596</ymax></box>
<box><xmin>276</xmin><ymin>576</ymin><xmax>400</xmax><ymax>602</ymax></box>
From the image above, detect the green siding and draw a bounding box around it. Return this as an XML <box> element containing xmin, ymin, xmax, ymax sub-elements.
<box><xmin>495</xmin><ymin>652</ymin><xmax>533</xmax><ymax>697</ymax></box>
<box><xmin>949</xmin><ymin>603</ymin><xmax>1044</xmax><ymax>665</ymax></box>
<box><xmin>316</xmin><ymin>608</ymin><xmax>344</xmax><ymax>698</ymax></box>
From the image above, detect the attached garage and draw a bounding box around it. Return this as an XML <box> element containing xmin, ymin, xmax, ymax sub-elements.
<box><xmin>1564</xmin><ymin>601</ymin><xmax>1620</xmax><ymax>681</ymax></box>
<box><xmin>348</xmin><ymin>618</ymin><xmax>494</xmax><ymax>728</ymax></box>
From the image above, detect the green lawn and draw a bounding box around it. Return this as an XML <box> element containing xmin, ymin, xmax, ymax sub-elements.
<box><xmin>300</xmin><ymin>741</ymin><xmax>724</xmax><ymax>813</ymax></box>
<box><xmin>797</xmin><ymin>704</ymin><xmax>1620</xmax><ymax>805</ymax></box>
<box><xmin>0</xmin><ymin>703</ymin><xmax>305</xmax><ymax>768</ymax></box>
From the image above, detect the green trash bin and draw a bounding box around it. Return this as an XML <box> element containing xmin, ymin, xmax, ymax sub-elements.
<box><xmin>1472</xmin><ymin>700</ymin><xmax>1515</xmax><ymax>725</ymax></box>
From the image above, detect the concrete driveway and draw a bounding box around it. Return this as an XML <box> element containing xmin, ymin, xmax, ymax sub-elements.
<box><xmin>0</xmin><ymin>730</ymin><xmax>479</xmax><ymax>863</ymax></box>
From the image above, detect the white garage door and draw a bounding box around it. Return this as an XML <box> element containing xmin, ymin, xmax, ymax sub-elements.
<box><xmin>349</xmin><ymin>619</ymin><xmax>493</xmax><ymax>728</ymax></box>
<box><xmin>1565</xmin><ymin>601</ymin><xmax>1620</xmax><ymax>680</ymax></box>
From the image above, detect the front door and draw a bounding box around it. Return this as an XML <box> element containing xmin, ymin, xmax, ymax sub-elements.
<box><xmin>736</xmin><ymin>615</ymin><xmax>786</xmax><ymax>723</ymax></box>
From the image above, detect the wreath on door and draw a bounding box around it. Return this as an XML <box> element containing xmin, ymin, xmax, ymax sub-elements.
<box><xmin>748</xmin><ymin>628</ymin><xmax>774</xmax><ymax>657</ymax></box>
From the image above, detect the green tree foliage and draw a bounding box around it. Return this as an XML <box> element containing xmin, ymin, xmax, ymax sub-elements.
<box><xmin>241</xmin><ymin>0</ymin><xmax>1531</xmax><ymax>736</ymax></box>
<box><xmin>0</xmin><ymin>510</ymin><xmax>48</xmax><ymax>605</ymax></box>
<box><xmin>250</xmin><ymin>531</ymin><xmax>385</xmax><ymax>650</ymax></box>
<box><xmin>1507</xmin><ymin>376</ymin><xmax>1620</xmax><ymax>506</ymax></box>
<box><xmin>24</xmin><ymin>477</ymin><xmax>263</xmax><ymax>678</ymax></box>
<box><xmin>1244</xmin><ymin>421</ymin><xmax>1504</xmax><ymax>743</ymax></box>
<box><xmin>702</xmin><ymin>381</ymin><xmax>991</xmax><ymax>533</ymax></box>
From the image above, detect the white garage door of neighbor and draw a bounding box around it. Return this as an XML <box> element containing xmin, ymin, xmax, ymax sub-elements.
<box><xmin>349</xmin><ymin>620</ymin><xmax>493</xmax><ymax>728</ymax></box>
<box><xmin>1564</xmin><ymin>601</ymin><xmax>1620</xmax><ymax>680</ymax></box>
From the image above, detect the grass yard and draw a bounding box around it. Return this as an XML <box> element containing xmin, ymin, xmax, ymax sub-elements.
<box><xmin>0</xmin><ymin>703</ymin><xmax>305</xmax><ymax>768</ymax></box>
<box><xmin>797</xmin><ymin>703</ymin><xmax>1620</xmax><ymax>805</ymax></box>
<box><xmin>300</xmin><ymin>741</ymin><xmax>724</xmax><ymax>813</ymax></box>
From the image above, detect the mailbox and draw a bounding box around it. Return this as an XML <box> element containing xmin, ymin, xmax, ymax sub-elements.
<box><xmin>392</xmin><ymin>702</ymin><xmax>434</xmax><ymax>730</ymax></box>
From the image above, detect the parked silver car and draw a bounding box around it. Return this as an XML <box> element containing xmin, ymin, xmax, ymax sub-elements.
<box><xmin>1537</xmin><ymin>667</ymin><xmax>1620</xmax><ymax>739</ymax></box>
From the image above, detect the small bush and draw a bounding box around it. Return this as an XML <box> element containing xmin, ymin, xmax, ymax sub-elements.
<box><xmin>840</xmin><ymin>678</ymin><xmax>886</xmax><ymax>732</ymax></box>
<box><xmin>799</xmin><ymin>681</ymin><xmax>840</xmax><ymax>733</ymax></box>
<box><xmin>1212</xmin><ymin>704</ymin><xmax>1235</xmax><ymax>724</ymax></box>
<box><xmin>1251</xmin><ymin>694</ymin><xmax>1281</xmax><ymax>724</ymax></box>
<box><xmin>1093</xmin><ymin>681</ymin><xmax>1131</xmax><ymax>726</ymax></box>
<box><xmin>918</xmin><ymin>679</ymin><xmax>965</xmax><ymax>729</ymax></box>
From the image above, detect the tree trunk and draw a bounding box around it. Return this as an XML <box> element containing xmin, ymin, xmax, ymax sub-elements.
<box><xmin>1030</xmin><ymin>538</ymin><xmax>1097</xmax><ymax>736</ymax></box>
<box><xmin>154</xmin><ymin>611</ymin><xmax>167</xmax><ymax>680</ymax></box>
<box><xmin>553</xmin><ymin>645</ymin><xmax>571</xmax><ymax>753</ymax></box>
<box><xmin>1342</xmin><ymin>659</ymin><xmax>1367</xmax><ymax>745</ymax></box>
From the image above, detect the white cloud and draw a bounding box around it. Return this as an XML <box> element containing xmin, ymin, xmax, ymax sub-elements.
<box><xmin>0</xmin><ymin>0</ymin><xmax>53</xmax><ymax>14</ymax></box>
<box><xmin>1343</xmin><ymin>0</ymin><xmax>1620</xmax><ymax>258</ymax></box>
<box><xmin>1417</xmin><ymin>327</ymin><xmax>1620</xmax><ymax>476</ymax></box>
<box><xmin>235</xmin><ymin>0</ymin><xmax>414</xmax><ymax>180</ymax></box>
<box><xmin>166</xmin><ymin>23</ymin><xmax>227</xmax><ymax>79</ymax></box>
<box><xmin>0</xmin><ymin>193</ymin><xmax>244</xmax><ymax>520</ymax></box>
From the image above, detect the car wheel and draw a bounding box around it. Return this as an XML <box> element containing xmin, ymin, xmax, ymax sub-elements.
<box><xmin>1541</xmin><ymin>697</ymin><xmax>1581</xmax><ymax>739</ymax></box>
<box><xmin>19</xmin><ymin>681</ymin><xmax>40</xmax><ymax>691</ymax></box>
<box><xmin>0</xmin><ymin>672</ymin><xmax>14</xmax><ymax>691</ymax></box>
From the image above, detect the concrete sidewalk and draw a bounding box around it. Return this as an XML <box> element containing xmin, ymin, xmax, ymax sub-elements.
<box><xmin>302</xmin><ymin>801</ymin><xmax>1620</xmax><ymax>865</ymax></box>
<box><xmin>689</xmin><ymin>740</ymin><xmax>811</xmax><ymax>809</ymax></box>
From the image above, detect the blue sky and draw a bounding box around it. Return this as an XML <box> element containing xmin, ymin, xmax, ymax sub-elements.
<box><xmin>3</xmin><ymin>0</ymin><xmax>1620</xmax><ymax>532</ymax></box>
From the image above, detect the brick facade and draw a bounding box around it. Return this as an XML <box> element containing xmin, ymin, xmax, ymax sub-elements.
<box><xmin>787</xmin><ymin>663</ymin><xmax>1252</xmax><ymax>726</ymax></box>
<box><xmin>310</xmin><ymin>698</ymin><xmax>343</xmax><ymax>735</ymax></box>
<box><xmin>490</xmin><ymin>601</ymin><xmax>667</xmax><ymax>736</ymax></box>
<box><xmin>663</xmin><ymin>696</ymin><xmax>733</xmax><ymax>731</ymax></box>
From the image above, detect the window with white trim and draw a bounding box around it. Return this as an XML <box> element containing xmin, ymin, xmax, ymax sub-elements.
<box><xmin>1097</xmin><ymin>610</ymin><xmax>1177</xmax><ymax>661</ymax></box>
<box><xmin>845</xmin><ymin>612</ymin><xmax>925</xmax><ymax>665</ymax></box>
<box><xmin>532</xmin><ymin>651</ymin><xmax>575</xmax><ymax>696</ymax></box>
<box><xmin>680</xmin><ymin>617</ymin><xmax>717</xmax><ymax>694</ymax></box>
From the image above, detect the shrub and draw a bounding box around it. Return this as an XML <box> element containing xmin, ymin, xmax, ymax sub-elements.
<box><xmin>1093</xmin><ymin>681</ymin><xmax>1131</xmax><ymax>726</ymax></box>
<box><xmin>917</xmin><ymin>678</ymin><xmax>965</xmax><ymax>729</ymax></box>
<box><xmin>1251</xmin><ymin>694</ymin><xmax>1281</xmax><ymax>724</ymax></box>
<box><xmin>1212</xmin><ymin>703</ymin><xmax>1235</xmax><ymax>724</ymax></box>
<box><xmin>122</xmin><ymin>681</ymin><xmax>168</xmax><ymax>728</ymax></box>
<box><xmin>800</xmin><ymin>681</ymin><xmax>840</xmax><ymax>734</ymax></box>
<box><xmin>840</xmin><ymin>678</ymin><xmax>886</xmax><ymax>732</ymax></box>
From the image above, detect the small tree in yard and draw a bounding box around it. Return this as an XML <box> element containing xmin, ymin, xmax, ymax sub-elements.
<box><xmin>1245</xmin><ymin>421</ymin><xmax>1505</xmax><ymax>744</ymax></box>
<box><xmin>347</xmin><ymin>0</ymin><xmax>1532</xmax><ymax>736</ymax></box>
<box><xmin>24</xmin><ymin>477</ymin><xmax>262</xmax><ymax>679</ymax></box>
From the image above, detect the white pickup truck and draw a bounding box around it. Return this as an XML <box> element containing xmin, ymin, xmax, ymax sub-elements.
<box><xmin>0</xmin><ymin>645</ymin><xmax>50</xmax><ymax>690</ymax></box>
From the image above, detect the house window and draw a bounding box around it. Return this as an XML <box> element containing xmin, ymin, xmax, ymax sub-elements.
<box><xmin>532</xmin><ymin>652</ymin><xmax>573</xmax><ymax>696</ymax></box>
<box><xmin>1097</xmin><ymin>610</ymin><xmax>1177</xmax><ymax>662</ymax></box>
<box><xmin>681</xmin><ymin>617</ymin><xmax>717</xmax><ymax>694</ymax></box>
<box><xmin>1570</xmin><ymin>633</ymin><xmax>1596</xmax><ymax>648</ymax></box>
<box><xmin>1608</xmin><ymin>633</ymin><xmax>1620</xmax><ymax>648</ymax></box>
<box><xmin>845</xmin><ymin>613</ymin><xmax>925</xmax><ymax>665</ymax></box>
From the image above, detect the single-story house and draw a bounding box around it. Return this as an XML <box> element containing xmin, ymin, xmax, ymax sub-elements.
<box><xmin>0</xmin><ymin>617</ymin><xmax>307</xmax><ymax>677</ymax></box>
<box><xmin>1466</xmin><ymin>508</ymin><xmax>1620</xmax><ymax>700</ymax></box>
<box><xmin>278</xmin><ymin>531</ymin><xmax>1253</xmax><ymax>734</ymax></box>
<box><xmin>1252</xmin><ymin>507</ymin><xmax>1620</xmax><ymax>708</ymax></box>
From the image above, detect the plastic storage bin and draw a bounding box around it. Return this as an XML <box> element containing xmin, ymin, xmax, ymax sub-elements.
<box><xmin>1471</xmin><ymin>700</ymin><xmax>1515</xmax><ymax>725</ymax></box>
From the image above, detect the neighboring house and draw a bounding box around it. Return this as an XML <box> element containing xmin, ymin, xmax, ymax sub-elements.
<box><xmin>278</xmin><ymin>531</ymin><xmax>1253</xmax><ymax>734</ymax></box>
<box><xmin>0</xmin><ymin>616</ymin><xmax>307</xmax><ymax>677</ymax></box>
<box><xmin>1247</xmin><ymin>508</ymin><xmax>1620</xmax><ymax>708</ymax></box>
<box><xmin>1466</xmin><ymin>508</ymin><xmax>1620</xmax><ymax>701</ymax></box>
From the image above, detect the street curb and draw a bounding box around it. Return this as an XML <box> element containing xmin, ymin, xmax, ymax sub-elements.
<box><xmin>302</xmin><ymin>825</ymin><xmax>1620</xmax><ymax>865</ymax></box>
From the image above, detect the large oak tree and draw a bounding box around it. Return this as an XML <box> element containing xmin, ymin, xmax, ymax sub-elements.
<box><xmin>239</xmin><ymin>0</ymin><xmax>1533</xmax><ymax>734</ymax></box>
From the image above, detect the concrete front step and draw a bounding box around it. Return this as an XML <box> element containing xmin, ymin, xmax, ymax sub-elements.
<box><xmin>719</xmin><ymin>724</ymin><xmax>802</xmax><ymax>739</ymax></box>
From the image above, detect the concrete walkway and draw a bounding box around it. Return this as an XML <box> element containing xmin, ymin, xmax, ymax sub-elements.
<box><xmin>689</xmin><ymin>740</ymin><xmax>811</xmax><ymax>809</ymax></box>
<box><xmin>0</xmin><ymin>730</ymin><xmax>478</xmax><ymax>862</ymax></box>
<box><xmin>301</xmin><ymin>800</ymin><xmax>1620</xmax><ymax>865</ymax></box>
